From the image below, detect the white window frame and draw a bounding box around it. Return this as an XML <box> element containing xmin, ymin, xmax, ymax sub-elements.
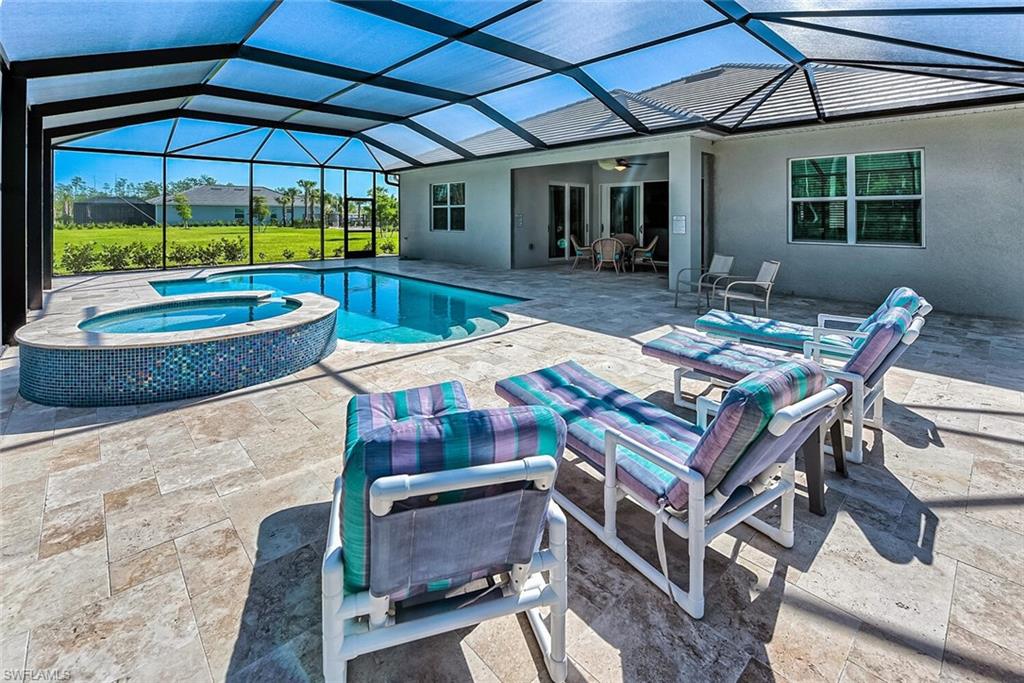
<box><xmin>788</xmin><ymin>148</ymin><xmax>925</xmax><ymax>248</ymax></box>
<box><xmin>430</xmin><ymin>181</ymin><xmax>466</xmax><ymax>232</ymax></box>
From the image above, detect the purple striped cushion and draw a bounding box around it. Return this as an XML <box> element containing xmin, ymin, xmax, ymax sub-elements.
<box><xmin>342</xmin><ymin>404</ymin><xmax>566</xmax><ymax>596</ymax></box>
<box><xmin>691</xmin><ymin>359</ymin><xmax>826</xmax><ymax>493</ymax></box>
<box><xmin>642</xmin><ymin>328</ymin><xmax>785</xmax><ymax>382</ymax></box>
<box><xmin>844</xmin><ymin>307</ymin><xmax>912</xmax><ymax>380</ymax></box>
<box><xmin>495</xmin><ymin>361</ymin><xmax>701</xmax><ymax>509</ymax></box>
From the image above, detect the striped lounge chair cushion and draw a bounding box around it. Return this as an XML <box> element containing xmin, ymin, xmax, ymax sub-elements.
<box><xmin>495</xmin><ymin>359</ymin><xmax>825</xmax><ymax>510</ymax></box>
<box><xmin>641</xmin><ymin>328</ymin><xmax>784</xmax><ymax>383</ymax></box>
<box><xmin>342</xmin><ymin>401</ymin><xmax>566</xmax><ymax>596</ymax></box>
<box><xmin>694</xmin><ymin>309</ymin><xmax>856</xmax><ymax>356</ymax></box>
<box><xmin>694</xmin><ymin>286</ymin><xmax>923</xmax><ymax>354</ymax></box>
<box><xmin>692</xmin><ymin>359</ymin><xmax>825</xmax><ymax>493</ymax></box>
<box><xmin>842</xmin><ymin>306</ymin><xmax>913</xmax><ymax>384</ymax></box>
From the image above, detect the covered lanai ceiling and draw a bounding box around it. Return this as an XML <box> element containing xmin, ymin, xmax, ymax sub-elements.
<box><xmin>3</xmin><ymin>0</ymin><xmax>1023</xmax><ymax>171</ymax></box>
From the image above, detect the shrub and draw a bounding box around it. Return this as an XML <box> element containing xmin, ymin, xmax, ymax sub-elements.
<box><xmin>332</xmin><ymin>246</ymin><xmax>344</xmax><ymax>258</ymax></box>
<box><xmin>378</xmin><ymin>228</ymin><xmax>398</xmax><ymax>254</ymax></box>
<box><xmin>281</xmin><ymin>248</ymin><xmax>295</xmax><ymax>260</ymax></box>
<box><xmin>306</xmin><ymin>247</ymin><xmax>320</xmax><ymax>259</ymax></box>
<box><xmin>168</xmin><ymin>242</ymin><xmax>197</xmax><ymax>266</ymax></box>
<box><xmin>257</xmin><ymin>251</ymin><xmax>268</xmax><ymax>262</ymax></box>
<box><xmin>61</xmin><ymin>242</ymin><xmax>98</xmax><ymax>273</ymax></box>
<box><xmin>218</xmin><ymin>237</ymin><xmax>246</xmax><ymax>263</ymax></box>
<box><xmin>194</xmin><ymin>241</ymin><xmax>223</xmax><ymax>265</ymax></box>
<box><xmin>129</xmin><ymin>242</ymin><xmax>162</xmax><ymax>269</ymax></box>
<box><xmin>99</xmin><ymin>243</ymin><xmax>133</xmax><ymax>271</ymax></box>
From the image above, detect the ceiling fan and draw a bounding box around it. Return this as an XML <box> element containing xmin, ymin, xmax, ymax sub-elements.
<box><xmin>597</xmin><ymin>157</ymin><xmax>648</xmax><ymax>172</ymax></box>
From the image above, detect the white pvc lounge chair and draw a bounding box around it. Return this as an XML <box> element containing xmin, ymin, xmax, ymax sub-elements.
<box><xmin>714</xmin><ymin>259</ymin><xmax>781</xmax><ymax>316</ymax></box>
<box><xmin>644</xmin><ymin>306</ymin><xmax>926</xmax><ymax>477</ymax></box>
<box><xmin>674</xmin><ymin>253</ymin><xmax>735</xmax><ymax>310</ymax></box>
<box><xmin>696</xmin><ymin>286</ymin><xmax>932</xmax><ymax>359</ymax></box>
<box><xmin>323</xmin><ymin>382</ymin><xmax>569</xmax><ymax>683</ymax></box>
<box><xmin>496</xmin><ymin>359</ymin><xmax>844</xmax><ymax>619</ymax></box>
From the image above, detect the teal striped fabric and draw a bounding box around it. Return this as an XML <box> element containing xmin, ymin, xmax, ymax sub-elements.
<box><xmin>342</xmin><ymin>386</ymin><xmax>565</xmax><ymax>596</ymax></box>
<box><xmin>496</xmin><ymin>360</ymin><xmax>825</xmax><ymax>509</ymax></box>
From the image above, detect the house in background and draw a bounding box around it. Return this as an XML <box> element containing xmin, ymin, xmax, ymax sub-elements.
<box><xmin>400</xmin><ymin>62</ymin><xmax>1024</xmax><ymax>319</ymax></box>
<box><xmin>148</xmin><ymin>184</ymin><xmax>311</xmax><ymax>225</ymax></box>
<box><xmin>71</xmin><ymin>197</ymin><xmax>156</xmax><ymax>225</ymax></box>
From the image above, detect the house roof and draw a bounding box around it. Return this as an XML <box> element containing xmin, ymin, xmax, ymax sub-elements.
<box><xmin>146</xmin><ymin>184</ymin><xmax>282</xmax><ymax>206</ymax></box>
<box><xmin>8</xmin><ymin>1</ymin><xmax>1021</xmax><ymax>171</ymax></box>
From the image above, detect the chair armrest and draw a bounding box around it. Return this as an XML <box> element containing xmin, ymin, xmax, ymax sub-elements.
<box><xmin>369</xmin><ymin>455</ymin><xmax>559</xmax><ymax>516</ymax></box>
<box><xmin>816</xmin><ymin>313</ymin><xmax>866</xmax><ymax>328</ymax></box>
<box><xmin>696</xmin><ymin>396</ymin><xmax>721</xmax><ymax>430</ymax></box>
<box><xmin>766</xmin><ymin>384</ymin><xmax>847</xmax><ymax>436</ymax></box>
<box><xmin>323</xmin><ymin>475</ymin><xmax>346</xmax><ymax>598</ymax></box>
<box><xmin>675</xmin><ymin>267</ymin><xmax>702</xmax><ymax>283</ymax></box>
<box><xmin>803</xmin><ymin>339</ymin><xmax>858</xmax><ymax>362</ymax></box>
<box><xmin>603</xmin><ymin>429</ymin><xmax>704</xmax><ymax>488</ymax></box>
<box><xmin>724</xmin><ymin>280</ymin><xmax>769</xmax><ymax>296</ymax></box>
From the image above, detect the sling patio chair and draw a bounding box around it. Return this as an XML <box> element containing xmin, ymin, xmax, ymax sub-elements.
<box><xmin>323</xmin><ymin>381</ymin><xmax>569</xmax><ymax>683</ymax></box>
<box><xmin>695</xmin><ymin>285</ymin><xmax>931</xmax><ymax>359</ymax></box>
<box><xmin>713</xmin><ymin>259</ymin><xmax>781</xmax><ymax>316</ymax></box>
<box><xmin>674</xmin><ymin>253</ymin><xmax>735</xmax><ymax>311</ymax></box>
<box><xmin>644</xmin><ymin>304</ymin><xmax>925</xmax><ymax>479</ymax></box>
<box><xmin>592</xmin><ymin>237</ymin><xmax>625</xmax><ymax>274</ymax></box>
<box><xmin>495</xmin><ymin>359</ymin><xmax>844</xmax><ymax>619</ymax></box>
<box><xmin>631</xmin><ymin>235</ymin><xmax>660</xmax><ymax>273</ymax></box>
<box><xmin>570</xmin><ymin>235</ymin><xmax>594</xmax><ymax>272</ymax></box>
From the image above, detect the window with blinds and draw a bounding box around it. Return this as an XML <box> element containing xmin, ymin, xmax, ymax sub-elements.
<box><xmin>789</xmin><ymin>150</ymin><xmax>923</xmax><ymax>247</ymax></box>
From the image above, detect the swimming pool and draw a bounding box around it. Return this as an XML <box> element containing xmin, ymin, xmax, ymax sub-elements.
<box><xmin>80</xmin><ymin>298</ymin><xmax>299</xmax><ymax>334</ymax></box>
<box><xmin>152</xmin><ymin>268</ymin><xmax>524</xmax><ymax>344</ymax></box>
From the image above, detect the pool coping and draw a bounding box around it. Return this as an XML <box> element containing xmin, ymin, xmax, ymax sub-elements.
<box><xmin>14</xmin><ymin>291</ymin><xmax>339</xmax><ymax>350</ymax></box>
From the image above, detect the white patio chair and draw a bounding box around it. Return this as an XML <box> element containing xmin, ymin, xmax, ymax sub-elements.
<box><xmin>716</xmin><ymin>259</ymin><xmax>780</xmax><ymax>316</ymax></box>
<box><xmin>674</xmin><ymin>253</ymin><xmax>735</xmax><ymax>310</ymax></box>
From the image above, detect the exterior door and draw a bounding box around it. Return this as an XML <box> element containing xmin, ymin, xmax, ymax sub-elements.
<box><xmin>601</xmin><ymin>183</ymin><xmax>642</xmax><ymax>240</ymax></box>
<box><xmin>345</xmin><ymin>198</ymin><xmax>375</xmax><ymax>258</ymax></box>
<box><xmin>548</xmin><ymin>183</ymin><xmax>589</xmax><ymax>259</ymax></box>
<box><xmin>642</xmin><ymin>180</ymin><xmax>669</xmax><ymax>262</ymax></box>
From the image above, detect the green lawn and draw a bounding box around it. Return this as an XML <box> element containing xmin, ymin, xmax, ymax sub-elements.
<box><xmin>53</xmin><ymin>224</ymin><xmax>396</xmax><ymax>274</ymax></box>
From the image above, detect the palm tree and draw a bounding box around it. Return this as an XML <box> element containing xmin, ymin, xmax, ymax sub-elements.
<box><xmin>274</xmin><ymin>188</ymin><xmax>290</xmax><ymax>225</ymax></box>
<box><xmin>296</xmin><ymin>179</ymin><xmax>317</xmax><ymax>225</ymax></box>
<box><xmin>285</xmin><ymin>187</ymin><xmax>300</xmax><ymax>225</ymax></box>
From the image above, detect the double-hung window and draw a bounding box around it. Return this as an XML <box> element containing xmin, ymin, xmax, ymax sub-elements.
<box><xmin>431</xmin><ymin>182</ymin><xmax>465</xmax><ymax>231</ymax></box>
<box><xmin>789</xmin><ymin>150</ymin><xmax>923</xmax><ymax>247</ymax></box>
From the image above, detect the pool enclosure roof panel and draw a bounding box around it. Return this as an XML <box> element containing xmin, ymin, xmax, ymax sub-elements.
<box><xmin>7</xmin><ymin>0</ymin><xmax>1021</xmax><ymax>170</ymax></box>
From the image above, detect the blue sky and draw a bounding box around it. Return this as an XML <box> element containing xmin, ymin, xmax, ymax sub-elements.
<box><xmin>54</xmin><ymin>20</ymin><xmax>780</xmax><ymax>187</ymax></box>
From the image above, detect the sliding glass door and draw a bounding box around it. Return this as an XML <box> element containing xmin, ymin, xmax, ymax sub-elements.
<box><xmin>548</xmin><ymin>183</ymin><xmax>588</xmax><ymax>259</ymax></box>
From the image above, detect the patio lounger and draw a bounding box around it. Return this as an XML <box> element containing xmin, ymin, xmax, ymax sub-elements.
<box><xmin>645</xmin><ymin>305</ymin><xmax>925</xmax><ymax>469</ymax></box>
<box><xmin>695</xmin><ymin>285</ymin><xmax>931</xmax><ymax>358</ymax></box>
<box><xmin>495</xmin><ymin>359</ymin><xmax>844</xmax><ymax>619</ymax></box>
<box><xmin>323</xmin><ymin>381</ymin><xmax>569</xmax><ymax>683</ymax></box>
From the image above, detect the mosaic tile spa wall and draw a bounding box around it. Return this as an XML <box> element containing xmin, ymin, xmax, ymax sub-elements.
<box><xmin>19</xmin><ymin>312</ymin><xmax>338</xmax><ymax>407</ymax></box>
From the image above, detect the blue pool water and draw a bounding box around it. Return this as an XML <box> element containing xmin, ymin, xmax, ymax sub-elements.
<box><xmin>81</xmin><ymin>298</ymin><xmax>299</xmax><ymax>334</ymax></box>
<box><xmin>151</xmin><ymin>268</ymin><xmax>523</xmax><ymax>343</ymax></box>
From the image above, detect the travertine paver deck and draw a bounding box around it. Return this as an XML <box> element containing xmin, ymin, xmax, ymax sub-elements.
<box><xmin>1</xmin><ymin>258</ymin><xmax>1022</xmax><ymax>682</ymax></box>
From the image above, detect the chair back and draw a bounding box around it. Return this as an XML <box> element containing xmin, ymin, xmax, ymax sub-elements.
<box><xmin>843</xmin><ymin>307</ymin><xmax>920</xmax><ymax>386</ymax></box>
<box><xmin>691</xmin><ymin>358</ymin><xmax>826</xmax><ymax>494</ymax></box>
<box><xmin>755</xmin><ymin>260</ymin><xmax>781</xmax><ymax>286</ymax></box>
<box><xmin>638</xmin><ymin>235</ymin><xmax>659</xmax><ymax>253</ymax></box>
<box><xmin>856</xmin><ymin>286</ymin><xmax>926</xmax><ymax>336</ymax></box>
<box><xmin>593</xmin><ymin>238</ymin><xmax>624</xmax><ymax>261</ymax></box>
<box><xmin>707</xmin><ymin>253</ymin><xmax>734</xmax><ymax>275</ymax></box>
<box><xmin>342</xmin><ymin>406</ymin><xmax>566</xmax><ymax>598</ymax></box>
<box><xmin>570</xmin><ymin>235</ymin><xmax>591</xmax><ymax>254</ymax></box>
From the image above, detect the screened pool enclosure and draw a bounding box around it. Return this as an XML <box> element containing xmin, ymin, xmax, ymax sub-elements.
<box><xmin>2</xmin><ymin>0</ymin><xmax>1023</xmax><ymax>341</ymax></box>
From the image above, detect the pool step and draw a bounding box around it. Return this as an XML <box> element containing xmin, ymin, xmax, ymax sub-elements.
<box><xmin>444</xmin><ymin>316</ymin><xmax>502</xmax><ymax>340</ymax></box>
